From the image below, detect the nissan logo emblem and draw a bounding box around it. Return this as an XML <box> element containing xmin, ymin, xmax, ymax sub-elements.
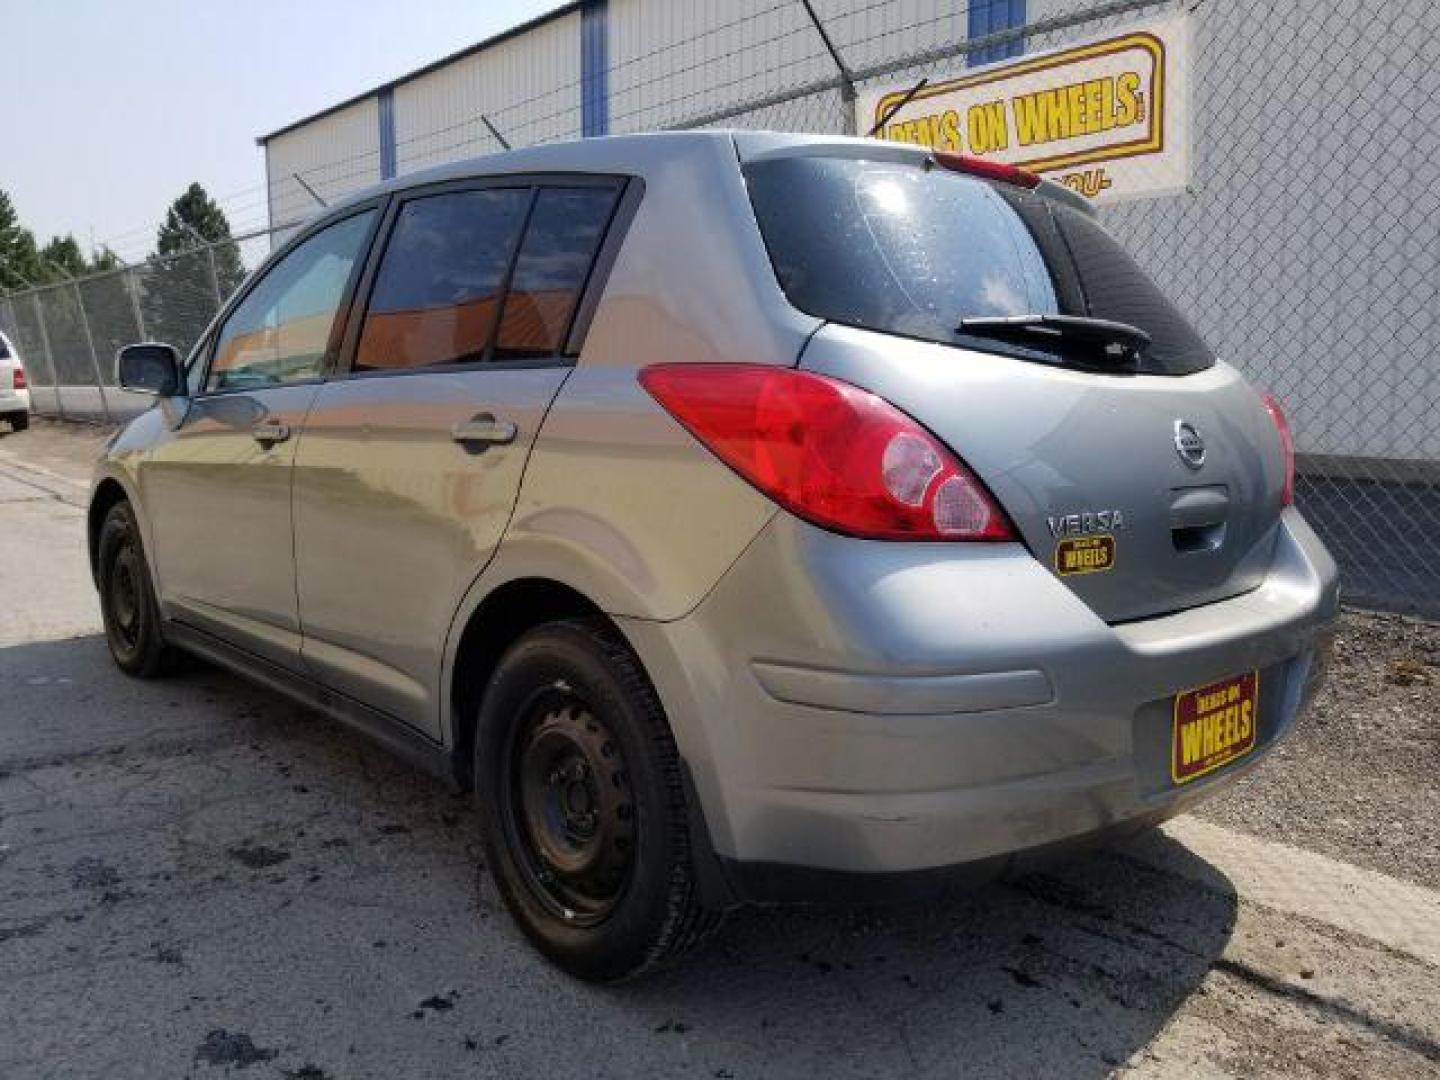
<box><xmin>1174</xmin><ymin>420</ymin><xmax>1205</xmax><ymax>468</ymax></box>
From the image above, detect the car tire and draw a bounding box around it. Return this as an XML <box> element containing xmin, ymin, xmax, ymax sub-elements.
<box><xmin>97</xmin><ymin>501</ymin><xmax>175</xmax><ymax>678</ymax></box>
<box><xmin>7</xmin><ymin>412</ymin><xmax>26</xmax><ymax>432</ymax></box>
<box><xmin>473</xmin><ymin>618</ymin><xmax>720</xmax><ymax>981</ymax></box>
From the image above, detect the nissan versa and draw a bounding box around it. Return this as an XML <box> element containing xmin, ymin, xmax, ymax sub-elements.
<box><xmin>89</xmin><ymin>131</ymin><xmax>1338</xmax><ymax>980</ymax></box>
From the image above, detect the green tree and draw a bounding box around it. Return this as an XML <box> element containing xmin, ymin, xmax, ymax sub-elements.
<box><xmin>142</xmin><ymin>182</ymin><xmax>245</xmax><ymax>350</ymax></box>
<box><xmin>39</xmin><ymin>234</ymin><xmax>88</xmax><ymax>279</ymax></box>
<box><xmin>0</xmin><ymin>189</ymin><xmax>43</xmax><ymax>291</ymax></box>
<box><xmin>88</xmin><ymin>247</ymin><xmax>123</xmax><ymax>273</ymax></box>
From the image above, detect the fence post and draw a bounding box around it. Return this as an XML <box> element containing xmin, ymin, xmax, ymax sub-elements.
<box><xmin>124</xmin><ymin>265</ymin><xmax>148</xmax><ymax>342</ymax></box>
<box><xmin>29</xmin><ymin>291</ymin><xmax>65</xmax><ymax>421</ymax></box>
<box><xmin>71</xmin><ymin>281</ymin><xmax>112</xmax><ymax>424</ymax></box>
<box><xmin>798</xmin><ymin>0</ymin><xmax>858</xmax><ymax>135</ymax></box>
<box><xmin>203</xmin><ymin>243</ymin><xmax>225</xmax><ymax>311</ymax></box>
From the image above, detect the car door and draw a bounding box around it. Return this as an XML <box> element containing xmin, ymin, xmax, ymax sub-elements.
<box><xmin>292</xmin><ymin>178</ymin><xmax>624</xmax><ymax>738</ymax></box>
<box><xmin>141</xmin><ymin>205</ymin><xmax>380</xmax><ymax>671</ymax></box>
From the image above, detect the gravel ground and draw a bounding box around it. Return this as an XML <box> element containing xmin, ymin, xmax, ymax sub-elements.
<box><xmin>0</xmin><ymin>416</ymin><xmax>113</xmax><ymax>474</ymax></box>
<box><xmin>1197</xmin><ymin>610</ymin><xmax>1440</xmax><ymax>889</ymax></box>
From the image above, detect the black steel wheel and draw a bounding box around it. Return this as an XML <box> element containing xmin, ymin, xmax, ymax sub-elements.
<box><xmin>97</xmin><ymin>501</ymin><xmax>174</xmax><ymax>677</ymax></box>
<box><xmin>474</xmin><ymin>618</ymin><xmax>720</xmax><ymax>981</ymax></box>
<box><xmin>506</xmin><ymin>693</ymin><xmax>636</xmax><ymax>925</ymax></box>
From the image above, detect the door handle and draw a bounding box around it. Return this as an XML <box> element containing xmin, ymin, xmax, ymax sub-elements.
<box><xmin>252</xmin><ymin>421</ymin><xmax>291</xmax><ymax>445</ymax></box>
<box><xmin>451</xmin><ymin>414</ymin><xmax>517</xmax><ymax>447</ymax></box>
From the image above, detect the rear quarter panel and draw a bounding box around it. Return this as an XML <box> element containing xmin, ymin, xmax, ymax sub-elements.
<box><xmin>475</xmin><ymin>133</ymin><xmax>819</xmax><ymax>623</ymax></box>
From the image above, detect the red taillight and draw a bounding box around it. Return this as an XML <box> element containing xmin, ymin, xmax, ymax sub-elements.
<box><xmin>639</xmin><ymin>364</ymin><xmax>1013</xmax><ymax>542</ymax></box>
<box><xmin>12</xmin><ymin>366</ymin><xmax>25</xmax><ymax>391</ymax></box>
<box><xmin>933</xmin><ymin>151</ymin><xmax>1041</xmax><ymax>189</ymax></box>
<box><xmin>1261</xmin><ymin>392</ymin><xmax>1295</xmax><ymax>507</ymax></box>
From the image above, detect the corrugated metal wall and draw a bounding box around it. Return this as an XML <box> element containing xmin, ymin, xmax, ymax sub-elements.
<box><xmin>394</xmin><ymin>9</ymin><xmax>583</xmax><ymax>174</ymax></box>
<box><xmin>606</xmin><ymin>0</ymin><xmax>830</xmax><ymax>133</ymax></box>
<box><xmin>265</xmin><ymin>97</ymin><xmax>381</xmax><ymax>228</ymax></box>
<box><xmin>605</xmin><ymin>0</ymin><xmax>975</xmax><ymax>134</ymax></box>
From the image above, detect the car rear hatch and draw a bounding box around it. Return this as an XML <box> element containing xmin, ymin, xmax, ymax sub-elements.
<box><xmin>741</xmin><ymin>141</ymin><xmax>1287</xmax><ymax>624</ymax></box>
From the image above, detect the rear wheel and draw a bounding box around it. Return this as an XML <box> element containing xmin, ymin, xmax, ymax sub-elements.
<box><xmin>97</xmin><ymin>501</ymin><xmax>174</xmax><ymax>677</ymax></box>
<box><xmin>473</xmin><ymin>619</ymin><xmax>719</xmax><ymax>981</ymax></box>
<box><xmin>6</xmin><ymin>412</ymin><xmax>26</xmax><ymax>432</ymax></box>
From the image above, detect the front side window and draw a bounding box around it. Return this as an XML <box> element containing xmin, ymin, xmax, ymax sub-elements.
<box><xmin>354</xmin><ymin>189</ymin><xmax>530</xmax><ymax>371</ymax></box>
<box><xmin>207</xmin><ymin>210</ymin><xmax>375</xmax><ymax>391</ymax></box>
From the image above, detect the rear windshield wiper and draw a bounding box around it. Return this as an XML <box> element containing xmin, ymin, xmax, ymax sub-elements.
<box><xmin>957</xmin><ymin>314</ymin><xmax>1151</xmax><ymax>365</ymax></box>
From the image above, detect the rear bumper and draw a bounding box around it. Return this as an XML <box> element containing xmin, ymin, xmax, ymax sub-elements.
<box><xmin>0</xmin><ymin>387</ymin><xmax>28</xmax><ymax>414</ymax></box>
<box><xmin>621</xmin><ymin>508</ymin><xmax>1339</xmax><ymax>901</ymax></box>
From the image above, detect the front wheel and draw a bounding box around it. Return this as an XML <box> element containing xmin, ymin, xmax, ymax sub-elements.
<box><xmin>97</xmin><ymin>501</ymin><xmax>175</xmax><ymax>677</ymax></box>
<box><xmin>473</xmin><ymin>619</ymin><xmax>720</xmax><ymax>981</ymax></box>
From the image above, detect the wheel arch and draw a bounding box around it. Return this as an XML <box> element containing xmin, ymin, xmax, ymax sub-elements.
<box><xmin>87</xmin><ymin>476</ymin><xmax>134</xmax><ymax>586</ymax></box>
<box><xmin>446</xmin><ymin>577</ymin><xmax>618</xmax><ymax>790</ymax></box>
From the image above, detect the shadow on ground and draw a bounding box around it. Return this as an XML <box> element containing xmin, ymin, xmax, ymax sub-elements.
<box><xmin>1</xmin><ymin>634</ymin><xmax>1237</xmax><ymax>1079</ymax></box>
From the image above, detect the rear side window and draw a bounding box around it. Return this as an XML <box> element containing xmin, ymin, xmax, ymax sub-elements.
<box><xmin>495</xmin><ymin>187</ymin><xmax>617</xmax><ymax>359</ymax></box>
<box><xmin>355</xmin><ymin>189</ymin><xmax>530</xmax><ymax>371</ymax></box>
<box><xmin>745</xmin><ymin>155</ymin><xmax>1212</xmax><ymax>375</ymax></box>
<box><xmin>0</xmin><ymin>336</ymin><xmax>10</xmax><ymax>359</ymax></box>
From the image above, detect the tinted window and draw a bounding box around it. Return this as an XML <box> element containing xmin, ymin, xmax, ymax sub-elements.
<box><xmin>495</xmin><ymin>187</ymin><xmax>617</xmax><ymax>358</ymax></box>
<box><xmin>1047</xmin><ymin>203</ymin><xmax>1213</xmax><ymax>374</ymax></box>
<box><xmin>208</xmin><ymin>211</ymin><xmax>374</xmax><ymax>391</ymax></box>
<box><xmin>355</xmin><ymin>189</ymin><xmax>529</xmax><ymax>371</ymax></box>
<box><xmin>0</xmin><ymin>336</ymin><xmax>10</xmax><ymax>359</ymax></box>
<box><xmin>745</xmin><ymin>156</ymin><xmax>1212</xmax><ymax>374</ymax></box>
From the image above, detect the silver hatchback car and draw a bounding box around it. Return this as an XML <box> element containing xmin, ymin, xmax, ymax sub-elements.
<box><xmin>91</xmin><ymin>131</ymin><xmax>1338</xmax><ymax>980</ymax></box>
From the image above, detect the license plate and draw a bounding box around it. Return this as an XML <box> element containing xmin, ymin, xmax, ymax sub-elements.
<box><xmin>1171</xmin><ymin>671</ymin><xmax>1259</xmax><ymax>785</ymax></box>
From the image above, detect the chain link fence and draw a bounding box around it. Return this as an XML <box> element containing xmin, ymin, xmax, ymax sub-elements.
<box><xmin>2</xmin><ymin>0</ymin><xmax>1436</xmax><ymax>616</ymax></box>
<box><xmin>0</xmin><ymin>226</ymin><xmax>286</xmax><ymax>423</ymax></box>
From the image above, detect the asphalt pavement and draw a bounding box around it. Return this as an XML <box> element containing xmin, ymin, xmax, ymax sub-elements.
<box><xmin>2</xmin><ymin>423</ymin><xmax>1438</xmax><ymax>1079</ymax></box>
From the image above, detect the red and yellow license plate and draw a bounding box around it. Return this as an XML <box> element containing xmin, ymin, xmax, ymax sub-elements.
<box><xmin>1171</xmin><ymin>671</ymin><xmax>1259</xmax><ymax>785</ymax></box>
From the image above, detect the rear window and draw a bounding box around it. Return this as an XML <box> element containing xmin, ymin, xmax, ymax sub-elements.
<box><xmin>744</xmin><ymin>155</ymin><xmax>1212</xmax><ymax>375</ymax></box>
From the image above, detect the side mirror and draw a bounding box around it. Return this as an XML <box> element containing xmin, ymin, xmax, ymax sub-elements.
<box><xmin>117</xmin><ymin>342</ymin><xmax>182</xmax><ymax>397</ymax></box>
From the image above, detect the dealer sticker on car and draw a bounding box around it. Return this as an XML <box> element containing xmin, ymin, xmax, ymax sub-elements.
<box><xmin>1171</xmin><ymin>671</ymin><xmax>1258</xmax><ymax>784</ymax></box>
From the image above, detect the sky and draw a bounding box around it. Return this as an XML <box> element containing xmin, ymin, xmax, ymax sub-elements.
<box><xmin>1</xmin><ymin>0</ymin><xmax>566</xmax><ymax>263</ymax></box>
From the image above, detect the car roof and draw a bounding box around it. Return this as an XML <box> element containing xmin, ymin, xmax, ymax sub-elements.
<box><xmin>319</xmin><ymin>130</ymin><xmax>741</xmax><ymax>218</ymax></box>
<box><xmin>307</xmin><ymin>128</ymin><xmax>1088</xmax><ymax>227</ymax></box>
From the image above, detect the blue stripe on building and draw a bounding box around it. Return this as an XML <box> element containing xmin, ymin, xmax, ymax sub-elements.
<box><xmin>378</xmin><ymin>87</ymin><xmax>397</xmax><ymax>179</ymax></box>
<box><xmin>581</xmin><ymin>0</ymin><xmax>609</xmax><ymax>137</ymax></box>
<box><xmin>968</xmin><ymin>0</ymin><xmax>1026</xmax><ymax>66</ymax></box>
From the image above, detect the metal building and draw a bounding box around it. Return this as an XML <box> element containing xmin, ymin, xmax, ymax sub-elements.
<box><xmin>258</xmin><ymin>1</ymin><xmax>1034</xmax><ymax>226</ymax></box>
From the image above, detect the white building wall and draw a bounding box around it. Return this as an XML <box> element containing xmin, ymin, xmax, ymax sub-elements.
<box><xmin>607</xmin><ymin>0</ymin><xmax>832</xmax><ymax>133</ymax></box>
<box><xmin>265</xmin><ymin>97</ymin><xmax>381</xmax><ymax>229</ymax></box>
<box><xmin>606</xmin><ymin>1</ymin><xmax>984</xmax><ymax>134</ymax></box>
<box><xmin>394</xmin><ymin>10</ymin><xmax>582</xmax><ymax>174</ymax></box>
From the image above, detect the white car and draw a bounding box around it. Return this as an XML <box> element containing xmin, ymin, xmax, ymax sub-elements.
<box><xmin>0</xmin><ymin>331</ymin><xmax>29</xmax><ymax>432</ymax></box>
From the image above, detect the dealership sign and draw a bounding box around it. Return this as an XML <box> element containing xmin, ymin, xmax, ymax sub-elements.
<box><xmin>858</xmin><ymin>15</ymin><xmax>1190</xmax><ymax>203</ymax></box>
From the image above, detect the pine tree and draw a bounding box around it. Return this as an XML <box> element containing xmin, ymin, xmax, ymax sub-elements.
<box><xmin>0</xmin><ymin>189</ymin><xmax>43</xmax><ymax>291</ymax></box>
<box><xmin>88</xmin><ymin>248</ymin><xmax>123</xmax><ymax>273</ymax></box>
<box><xmin>142</xmin><ymin>183</ymin><xmax>245</xmax><ymax>350</ymax></box>
<box><xmin>39</xmin><ymin>235</ymin><xmax>88</xmax><ymax>279</ymax></box>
